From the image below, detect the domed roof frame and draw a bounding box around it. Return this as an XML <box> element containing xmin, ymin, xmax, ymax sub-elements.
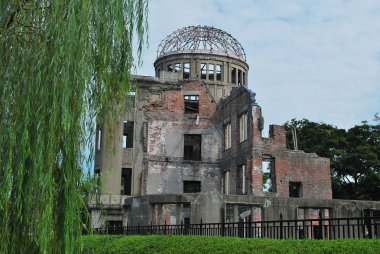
<box><xmin>157</xmin><ymin>26</ymin><xmax>246</xmax><ymax>61</ymax></box>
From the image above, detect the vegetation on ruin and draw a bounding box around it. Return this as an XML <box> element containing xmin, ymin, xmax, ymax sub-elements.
<box><xmin>284</xmin><ymin>114</ymin><xmax>380</xmax><ymax>201</ymax></box>
<box><xmin>82</xmin><ymin>235</ymin><xmax>380</xmax><ymax>254</ymax></box>
<box><xmin>0</xmin><ymin>1</ymin><xmax>148</xmax><ymax>253</ymax></box>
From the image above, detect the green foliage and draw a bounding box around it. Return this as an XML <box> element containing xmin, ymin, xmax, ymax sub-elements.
<box><xmin>284</xmin><ymin>117</ymin><xmax>380</xmax><ymax>200</ymax></box>
<box><xmin>0</xmin><ymin>1</ymin><xmax>148</xmax><ymax>253</ymax></box>
<box><xmin>82</xmin><ymin>235</ymin><xmax>380</xmax><ymax>254</ymax></box>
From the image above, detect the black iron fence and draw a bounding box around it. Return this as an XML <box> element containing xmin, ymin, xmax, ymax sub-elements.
<box><xmin>93</xmin><ymin>216</ymin><xmax>380</xmax><ymax>240</ymax></box>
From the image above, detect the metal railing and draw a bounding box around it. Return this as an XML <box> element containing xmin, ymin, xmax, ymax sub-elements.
<box><xmin>93</xmin><ymin>216</ymin><xmax>380</xmax><ymax>240</ymax></box>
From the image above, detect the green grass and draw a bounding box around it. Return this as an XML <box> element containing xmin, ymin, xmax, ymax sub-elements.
<box><xmin>82</xmin><ymin>235</ymin><xmax>380</xmax><ymax>254</ymax></box>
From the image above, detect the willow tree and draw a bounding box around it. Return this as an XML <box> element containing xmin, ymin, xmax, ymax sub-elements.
<box><xmin>0</xmin><ymin>1</ymin><xmax>148</xmax><ymax>253</ymax></box>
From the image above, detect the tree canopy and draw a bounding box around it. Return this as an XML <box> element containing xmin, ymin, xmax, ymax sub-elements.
<box><xmin>284</xmin><ymin>116</ymin><xmax>380</xmax><ymax>201</ymax></box>
<box><xmin>0</xmin><ymin>1</ymin><xmax>148</xmax><ymax>253</ymax></box>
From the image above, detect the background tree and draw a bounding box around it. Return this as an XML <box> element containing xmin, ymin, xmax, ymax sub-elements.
<box><xmin>0</xmin><ymin>1</ymin><xmax>148</xmax><ymax>253</ymax></box>
<box><xmin>284</xmin><ymin>117</ymin><xmax>380</xmax><ymax>201</ymax></box>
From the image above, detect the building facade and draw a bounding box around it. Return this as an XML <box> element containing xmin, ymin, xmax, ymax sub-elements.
<box><xmin>89</xmin><ymin>26</ymin><xmax>380</xmax><ymax>228</ymax></box>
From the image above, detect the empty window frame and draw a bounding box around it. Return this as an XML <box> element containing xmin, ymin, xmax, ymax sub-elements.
<box><xmin>121</xmin><ymin>168</ymin><xmax>132</xmax><ymax>195</ymax></box>
<box><xmin>174</xmin><ymin>63</ymin><xmax>181</xmax><ymax>72</ymax></box>
<box><xmin>167</xmin><ymin>64</ymin><xmax>174</xmax><ymax>72</ymax></box>
<box><xmin>183</xmin><ymin>181</ymin><xmax>201</xmax><ymax>193</ymax></box>
<box><xmin>216</xmin><ymin>64</ymin><xmax>222</xmax><ymax>81</ymax></box>
<box><xmin>237</xmin><ymin>164</ymin><xmax>246</xmax><ymax>195</ymax></box>
<box><xmin>289</xmin><ymin>181</ymin><xmax>302</xmax><ymax>198</ymax></box>
<box><xmin>123</xmin><ymin>121</ymin><xmax>134</xmax><ymax>148</ymax></box>
<box><xmin>242</xmin><ymin>72</ymin><xmax>246</xmax><ymax>85</ymax></box>
<box><xmin>200</xmin><ymin>63</ymin><xmax>207</xmax><ymax>79</ymax></box>
<box><xmin>184</xmin><ymin>95</ymin><xmax>199</xmax><ymax>114</ymax></box>
<box><xmin>208</xmin><ymin>64</ymin><xmax>215</xmax><ymax>80</ymax></box>
<box><xmin>238</xmin><ymin>69</ymin><xmax>242</xmax><ymax>85</ymax></box>
<box><xmin>156</xmin><ymin>68</ymin><xmax>161</xmax><ymax>78</ymax></box>
<box><xmin>184</xmin><ymin>134</ymin><xmax>201</xmax><ymax>161</ymax></box>
<box><xmin>224</xmin><ymin>123</ymin><xmax>231</xmax><ymax>150</ymax></box>
<box><xmin>239</xmin><ymin>113</ymin><xmax>248</xmax><ymax>142</ymax></box>
<box><xmin>223</xmin><ymin>171</ymin><xmax>230</xmax><ymax>194</ymax></box>
<box><xmin>231</xmin><ymin>67</ymin><xmax>236</xmax><ymax>84</ymax></box>
<box><xmin>183</xmin><ymin>62</ymin><xmax>190</xmax><ymax>79</ymax></box>
<box><xmin>262</xmin><ymin>158</ymin><xmax>276</xmax><ymax>192</ymax></box>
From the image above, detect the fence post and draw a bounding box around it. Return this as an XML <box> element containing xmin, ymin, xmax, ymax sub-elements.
<box><xmin>280</xmin><ymin>214</ymin><xmax>284</xmax><ymax>239</ymax></box>
<box><xmin>200</xmin><ymin>219</ymin><xmax>203</xmax><ymax>236</ymax></box>
<box><xmin>181</xmin><ymin>220</ymin><xmax>183</xmax><ymax>235</ymax></box>
<box><xmin>222</xmin><ymin>220</ymin><xmax>225</xmax><ymax>237</ymax></box>
<box><xmin>150</xmin><ymin>221</ymin><xmax>153</xmax><ymax>235</ymax></box>
<box><xmin>164</xmin><ymin>220</ymin><xmax>167</xmax><ymax>235</ymax></box>
<box><xmin>138</xmin><ymin>222</ymin><xmax>140</xmax><ymax>235</ymax></box>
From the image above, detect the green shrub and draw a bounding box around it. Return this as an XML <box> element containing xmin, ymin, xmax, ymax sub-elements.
<box><xmin>82</xmin><ymin>235</ymin><xmax>380</xmax><ymax>254</ymax></box>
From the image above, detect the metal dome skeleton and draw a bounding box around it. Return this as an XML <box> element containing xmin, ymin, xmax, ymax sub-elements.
<box><xmin>157</xmin><ymin>26</ymin><xmax>247</xmax><ymax>61</ymax></box>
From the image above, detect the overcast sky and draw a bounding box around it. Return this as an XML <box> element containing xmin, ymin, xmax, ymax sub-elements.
<box><xmin>135</xmin><ymin>0</ymin><xmax>380</xmax><ymax>130</ymax></box>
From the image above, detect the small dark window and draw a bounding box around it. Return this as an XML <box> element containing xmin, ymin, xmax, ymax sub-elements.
<box><xmin>236</xmin><ymin>164</ymin><xmax>246</xmax><ymax>195</ymax></box>
<box><xmin>183</xmin><ymin>63</ymin><xmax>190</xmax><ymax>79</ymax></box>
<box><xmin>121</xmin><ymin>168</ymin><xmax>132</xmax><ymax>195</ymax></box>
<box><xmin>167</xmin><ymin>64</ymin><xmax>174</xmax><ymax>72</ymax></box>
<box><xmin>184</xmin><ymin>134</ymin><xmax>201</xmax><ymax>161</ymax></box>
<box><xmin>123</xmin><ymin>121</ymin><xmax>134</xmax><ymax>148</ymax></box>
<box><xmin>184</xmin><ymin>95</ymin><xmax>199</xmax><ymax>114</ymax></box>
<box><xmin>183</xmin><ymin>181</ymin><xmax>201</xmax><ymax>193</ymax></box>
<box><xmin>231</xmin><ymin>67</ymin><xmax>236</xmax><ymax>84</ymax></box>
<box><xmin>289</xmin><ymin>181</ymin><xmax>302</xmax><ymax>197</ymax></box>
<box><xmin>238</xmin><ymin>69</ymin><xmax>242</xmax><ymax>85</ymax></box>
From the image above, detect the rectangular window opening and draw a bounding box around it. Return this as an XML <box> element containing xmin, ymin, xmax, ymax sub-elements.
<box><xmin>184</xmin><ymin>134</ymin><xmax>201</xmax><ymax>161</ymax></box>
<box><xmin>123</xmin><ymin>121</ymin><xmax>134</xmax><ymax>148</ymax></box>
<box><xmin>216</xmin><ymin>64</ymin><xmax>222</xmax><ymax>81</ymax></box>
<box><xmin>183</xmin><ymin>181</ymin><xmax>201</xmax><ymax>193</ymax></box>
<box><xmin>200</xmin><ymin>63</ymin><xmax>207</xmax><ymax>80</ymax></box>
<box><xmin>262</xmin><ymin>158</ymin><xmax>276</xmax><ymax>192</ymax></box>
<box><xmin>184</xmin><ymin>95</ymin><xmax>199</xmax><ymax>114</ymax></box>
<box><xmin>289</xmin><ymin>181</ymin><xmax>302</xmax><ymax>198</ymax></box>
<box><xmin>121</xmin><ymin>168</ymin><xmax>132</xmax><ymax>195</ymax></box>
<box><xmin>167</xmin><ymin>64</ymin><xmax>174</xmax><ymax>72</ymax></box>
<box><xmin>183</xmin><ymin>63</ymin><xmax>190</xmax><ymax>79</ymax></box>
<box><xmin>231</xmin><ymin>67</ymin><xmax>236</xmax><ymax>84</ymax></box>
<box><xmin>224</xmin><ymin>171</ymin><xmax>230</xmax><ymax>194</ymax></box>
<box><xmin>239</xmin><ymin>113</ymin><xmax>248</xmax><ymax>142</ymax></box>
<box><xmin>242</xmin><ymin>72</ymin><xmax>246</xmax><ymax>85</ymax></box>
<box><xmin>238</xmin><ymin>69</ymin><xmax>242</xmax><ymax>85</ymax></box>
<box><xmin>174</xmin><ymin>63</ymin><xmax>181</xmax><ymax>72</ymax></box>
<box><xmin>237</xmin><ymin>165</ymin><xmax>246</xmax><ymax>195</ymax></box>
<box><xmin>208</xmin><ymin>64</ymin><xmax>215</xmax><ymax>80</ymax></box>
<box><xmin>224</xmin><ymin>123</ymin><xmax>231</xmax><ymax>150</ymax></box>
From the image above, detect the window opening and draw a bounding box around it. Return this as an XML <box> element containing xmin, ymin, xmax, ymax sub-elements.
<box><xmin>239</xmin><ymin>113</ymin><xmax>248</xmax><ymax>142</ymax></box>
<box><xmin>231</xmin><ymin>67</ymin><xmax>236</xmax><ymax>84</ymax></box>
<box><xmin>237</xmin><ymin>164</ymin><xmax>246</xmax><ymax>194</ymax></box>
<box><xmin>184</xmin><ymin>95</ymin><xmax>199</xmax><ymax>114</ymax></box>
<box><xmin>200</xmin><ymin>63</ymin><xmax>207</xmax><ymax>80</ymax></box>
<box><xmin>121</xmin><ymin>168</ymin><xmax>132</xmax><ymax>195</ymax></box>
<box><xmin>174</xmin><ymin>63</ymin><xmax>181</xmax><ymax>72</ymax></box>
<box><xmin>238</xmin><ymin>69</ymin><xmax>242</xmax><ymax>85</ymax></box>
<box><xmin>224</xmin><ymin>171</ymin><xmax>230</xmax><ymax>194</ymax></box>
<box><xmin>216</xmin><ymin>64</ymin><xmax>222</xmax><ymax>81</ymax></box>
<box><xmin>156</xmin><ymin>68</ymin><xmax>160</xmax><ymax>78</ymax></box>
<box><xmin>263</xmin><ymin>158</ymin><xmax>276</xmax><ymax>192</ymax></box>
<box><xmin>183</xmin><ymin>181</ymin><xmax>201</xmax><ymax>193</ymax></box>
<box><xmin>184</xmin><ymin>134</ymin><xmax>201</xmax><ymax>161</ymax></box>
<box><xmin>242</xmin><ymin>72</ymin><xmax>246</xmax><ymax>85</ymax></box>
<box><xmin>167</xmin><ymin>64</ymin><xmax>174</xmax><ymax>72</ymax></box>
<box><xmin>123</xmin><ymin>121</ymin><xmax>134</xmax><ymax>148</ymax></box>
<box><xmin>208</xmin><ymin>64</ymin><xmax>215</xmax><ymax>80</ymax></box>
<box><xmin>289</xmin><ymin>181</ymin><xmax>302</xmax><ymax>197</ymax></box>
<box><xmin>224</xmin><ymin>123</ymin><xmax>231</xmax><ymax>150</ymax></box>
<box><xmin>183</xmin><ymin>63</ymin><xmax>190</xmax><ymax>79</ymax></box>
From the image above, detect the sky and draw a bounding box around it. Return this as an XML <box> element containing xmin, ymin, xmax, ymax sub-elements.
<box><xmin>135</xmin><ymin>0</ymin><xmax>380</xmax><ymax>130</ymax></box>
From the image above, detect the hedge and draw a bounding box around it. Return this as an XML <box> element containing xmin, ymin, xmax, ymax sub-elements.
<box><xmin>82</xmin><ymin>235</ymin><xmax>380</xmax><ymax>254</ymax></box>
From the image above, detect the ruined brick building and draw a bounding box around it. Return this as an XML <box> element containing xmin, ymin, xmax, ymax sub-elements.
<box><xmin>89</xmin><ymin>26</ymin><xmax>380</xmax><ymax>228</ymax></box>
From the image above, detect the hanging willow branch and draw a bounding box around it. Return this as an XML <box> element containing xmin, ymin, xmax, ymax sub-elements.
<box><xmin>0</xmin><ymin>1</ymin><xmax>148</xmax><ymax>253</ymax></box>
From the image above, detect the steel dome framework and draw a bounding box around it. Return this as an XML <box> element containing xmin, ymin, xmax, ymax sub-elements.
<box><xmin>157</xmin><ymin>26</ymin><xmax>246</xmax><ymax>61</ymax></box>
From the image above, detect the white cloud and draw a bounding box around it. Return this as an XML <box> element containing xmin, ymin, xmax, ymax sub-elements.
<box><xmin>136</xmin><ymin>0</ymin><xmax>380</xmax><ymax>129</ymax></box>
